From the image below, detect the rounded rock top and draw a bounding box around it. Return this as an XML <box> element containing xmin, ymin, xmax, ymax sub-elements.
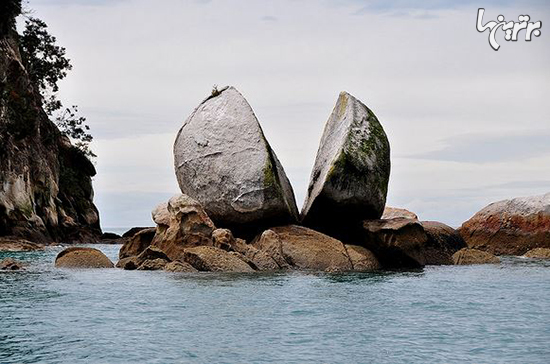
<box><xmin>55</xmin><ymin>247</ymin><xmax>114</xmax><ymax>268</ymax></box>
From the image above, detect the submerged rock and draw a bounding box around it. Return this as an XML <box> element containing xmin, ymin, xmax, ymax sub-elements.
<box><xmin>173</xmin><ymin>86</ymin><xmax>298</xmax><ymax>237</ymax></box>
<box><xmin>151</xmin><ymin>194</ymin><xmax>215</xmax><ymax>261</ymax></box>
<box><xmin>382</xmin><ymin>207</ymin><xmax>418</xmax><ymax>220</ymax></box>
<box><xmin>55</xmin><ymin>247</ymin><xmax>114</xmax><ymax>268</ymax></box>
<box><xmin>0</xmin><ymin>258</ymin><xmax>24</xmax><ymax>270</ymax></box>
<box><xmin>301</xmin><ymin>91</ymin><xmax>390</xmax><ymax>239</ymax></box>
<box><xmin>183</xmin><ymin>246</ymin><xmax>255</xmax><ymax>272</ymax></box>
<box><xmin>458</xmin><ymin>193</ymin><xmax>550</xmax><ymax>255</ymax></box>
<box><xmin>523</xmin><ymin>248</ymin><xmax>550</xmax><ymax>259</ymax></box>
<box><xmin>452</xmin><ymin>248</ymin><xmax>500</xmax><ymax>265</ymax></box>
<box><xmin>253</xmin><ymin>225</ymin><xmax>353</xmax><ymax>271</ymax></box>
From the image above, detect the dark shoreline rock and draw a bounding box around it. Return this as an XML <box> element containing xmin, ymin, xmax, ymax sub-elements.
<box><xmin>0</xmin><ymin>13</ymin><xmax>101</xmax><ymax>245</ymax></box>
<box><xmin>0</xmin><ymin>237</ymin><xmax>44</xmax><ymax>251</ymax></box>
<box><xmin>360</xmin><ymin>218</ymin><xmax>466</xmax><ymax>268</ymax></box>
<box><xmin>122</xmin><ymin>227</ymin><xmax>153</xmax><ymax>239</ymax></box>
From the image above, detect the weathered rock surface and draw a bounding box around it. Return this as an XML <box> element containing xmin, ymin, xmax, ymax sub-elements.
<box><xmin>164</xmin><ymin>261</ymin><xmax>198</xmax><ymax>272</ymax></box>
<box><xmin>137</xmin><ymin>258</ymin><xmax>168</xmax><ymax>271</ymax></box>
<box><xmin>183</xmin><ymin>246</ymin><xmax>255</xmax><ymax>272</ymax></box>
<box><xmin>301</xmin><ymin>91</ymin><xmax>390</xmax><ymax>239</ymax></box>
<box><xmin>345</xmin><ymin>245</ymin><xmax>380</xmax><ymax>272</ymax></box>
<box><xmin>452</xmin><ymin>248</ymin><xmax>500</xmax><ymax>265</ymax></box>
<box><xmin>117</xmin><ymin>246</ymin><xmax>172</xmax><ymax>271</ymax></box>
<box><xmin>254</xmin><ymin>225</ymin><xmax>353</xmax><ymax>271</ymax></box>
<box><xmin>173</xmin><ymin>86</ymin><xmax>298</xmax><ymax>237</ymax></box>
<box><xmin>382</xmin><ymin>207</ymin><xmax>418</xmax><ymax>220</ymax></box>
<box><xmin>361</xmin><ymin>218</ymin><xmax>428</xmax><ymax>268</ymax></box>
<box><xmin>0</xmin><ymin>19</ymin><xmax>101</xmax><ymax>243</ymax></box>
<box><xmin>458</xmin><ymin>193</ymin><xmax>550</xmax><ymax>255</ymax></box>
<box><xmin>119</xmin><ymin>227</ymin><xmax>156</xmax><ymax>259</ymax></box>
<box><xmin>421</xmin><ymin>221</ymin><xmax>467</xmax><ymax>265</ymax></box>
<box><xmin>0</xmin><ymin>237</ymin><xmax>44</xmax><ymax>251</ymax></box>
<box><xmin>116</xmin><ymin>256</ymin><xmax>137</xmax><ymax>270</ymax></box>
<box><xmin>151</xmin><ymin>194</ymin><xmax>215</xmax><ymax>261</ymax></box>
<box><xmin>523</xmin><ymin>248</ymin><xmax>550</xmax><ymax>259</ymax></box>
<box><xmin>55</xmin><ymin>247</ymin><xmax>114</xmax><ymax>268</ymax></box>
<box><xmin>360</xmin><ymin>218</ymin><xmax>465</xmax><ymax>268</ymax></box>
<box><xmin>0</xmin><ymin>258</ymin><xmax>24</xmax><ymax>270</ymax></box>
<box><xmin>212</xmin><ymin>228</ymin><xmax>279</xmax><ymax>271</ymax></box>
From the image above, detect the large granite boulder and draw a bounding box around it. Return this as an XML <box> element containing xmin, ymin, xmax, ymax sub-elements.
<box><xmin>452</xmin><ymin>248</ymin><xmax>500</xmax><ymax>265</ymax></box>
<box><xmin>458</xmin><ymin>193</ymin><xmax>550</xmax><ymax>255</ymax></box>
<box><xmin>55</xmin><ymin>247</ymin><xmax>114</xmax><ymax>268</ymax></box>
<box><xmin>151</xmin><ymin>194</ymin><xmax>215</xmax><ymax>261</ymax></box>
<box><xmin>301</xmin><ymin>91</ymin><xmax>390</xmax><ymax>239</ymax></box>
<box><xmin>173</xmin><ymin>86</ymin><xmax>298</xmax><ymax>237</ymax></box>
<box><xmin>253</xmin><ymin>225</ymin><xmax>353</xmax><ymax>271</ymax></box>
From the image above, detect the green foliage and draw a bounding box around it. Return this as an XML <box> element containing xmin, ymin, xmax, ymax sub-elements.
<box><xmin>20</xmin><ymin>17</ymin><xmax>72</xmax><ymax>94</ymax></box>
<box><xmin>211</xmin><ymin>84</ymin><xmax>221</xmax><ymax>97</ymax></box>
<box><xmin>19</xmin><ymin>17</ymin><xmax>94</xmax><ymax>160</ymax></box>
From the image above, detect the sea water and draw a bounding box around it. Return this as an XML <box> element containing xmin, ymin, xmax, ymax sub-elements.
<box><xmin>1</xmin><ymin>245</ymin><xmax>549</xmax><ymax>364</ymax></box>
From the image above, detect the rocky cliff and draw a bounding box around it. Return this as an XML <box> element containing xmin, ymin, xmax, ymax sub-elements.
<box><xmin>0</xmin><ymin>10</ymin><xmax>101</xmax><ymax>243</ymax></box>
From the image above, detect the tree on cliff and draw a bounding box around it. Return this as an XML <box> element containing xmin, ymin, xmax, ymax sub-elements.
<box><xmin>19</xmin><ymin>16</ymin><xmax>95</xmax><ymax>158</ymax></box>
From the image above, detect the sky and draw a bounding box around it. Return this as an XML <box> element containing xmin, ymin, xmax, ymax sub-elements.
<box><xmin>22</xmin><ymin>0</ymin><xmax>550</xmax><ymax>229</ymax></box>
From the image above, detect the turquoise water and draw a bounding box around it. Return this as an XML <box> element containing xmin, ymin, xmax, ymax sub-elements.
<box><xmin>1</xmin><ymin>245</ymin><xmax>549</xmax><ymax>364</ymax></box>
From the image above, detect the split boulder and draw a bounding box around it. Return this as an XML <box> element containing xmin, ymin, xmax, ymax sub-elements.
<box><xmin>173</xmin><ymin>86</ymin><xmax>298</xmax><ymax>237</ymax></box>
<box><xmin>301</xmin><ymin>91</ymin><xmax>390</xmax><ymax>239</ymax></box>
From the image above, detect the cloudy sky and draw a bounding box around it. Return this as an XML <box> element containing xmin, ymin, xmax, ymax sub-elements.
<box><xmin>23</xmin><ymin>0</ymin><xmax>550</xmax><ymax>229</ymax></box>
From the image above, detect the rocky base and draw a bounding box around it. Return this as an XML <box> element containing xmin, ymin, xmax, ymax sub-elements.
<box><xmin>108</xmin><ymin>196</ymin><xmax>477</xmax><ymax>273</ymax></box>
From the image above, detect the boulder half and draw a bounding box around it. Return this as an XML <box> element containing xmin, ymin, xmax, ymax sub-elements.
<box><xmin>174</xmin><ymin>86</ymin><xmax>298</xmax><ymax>237</ymax></box>
<box><xmin>301</xmin><ymin>91</ymin><xmax>390</xmax><ymax>238</ymax></box>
